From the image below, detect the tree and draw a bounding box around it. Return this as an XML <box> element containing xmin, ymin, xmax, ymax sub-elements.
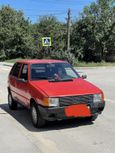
<box><xmin>0</xmin><ymin>1</ymin><xmax>114</xmax><ymax>63</ymax></box>
<box><xmin>0</xmin><ymin>6</ymin><xmax>34</xmax><ymax>59</ymax></box>
<box><xmin>31</xmin><ymin>16</ymin><xmax>67</xmax><ymax>58</ymax></box>
<box><xmin>71</xmin><ymin>0</ymin><xmax>115</xmax><ymax>62</ymax></box>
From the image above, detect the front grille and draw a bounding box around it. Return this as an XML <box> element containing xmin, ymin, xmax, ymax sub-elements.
<box><xmin>59</xmin><ymin>94</ymin><xmax>93</xmax><ymax>107</ymax></box>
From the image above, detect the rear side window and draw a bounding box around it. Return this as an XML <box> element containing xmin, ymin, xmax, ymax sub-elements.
<box><xmin>19</xmin><ymin>64</ymin><xmax>28</xmax><ymax>80</ymax></box>
<box><xmin>11</xmin><ymin>63</ymin><xmax>22</xmax><ymax>77</ymax></box>
<box><xmin>10</xmin><ymin>63</ymin><xmax>17</xmax><ymax>75</ymax></box>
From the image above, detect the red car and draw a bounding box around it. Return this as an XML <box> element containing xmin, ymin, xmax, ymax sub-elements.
<box><xmin>8</xmin><ymin>59</ymin><xmax>105</xmax><ymax>128</ymax></box>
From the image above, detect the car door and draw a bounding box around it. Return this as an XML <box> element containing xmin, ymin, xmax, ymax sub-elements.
<box><xmin>16</xmin><ymin>64</ymin><xmax>30</xmax><ymax>107</ymax></box>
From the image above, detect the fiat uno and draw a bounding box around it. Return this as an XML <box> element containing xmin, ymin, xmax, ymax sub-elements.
<box><xmin>8</xmin><ymin>60</ymin><xmax>105</xmax><ymax>128</ymax></box>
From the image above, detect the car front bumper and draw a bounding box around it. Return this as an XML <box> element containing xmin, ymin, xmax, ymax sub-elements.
<box><xmin>38</xmin><ymin>101</ymin><xmax>105</xmax><ymax>121</ymax></box>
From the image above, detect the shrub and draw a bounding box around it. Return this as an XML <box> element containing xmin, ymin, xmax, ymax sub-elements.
<box><xmin>46</xmin><ymin>50</ymin><xmax>76</xmax><ymax>65</ymax></box>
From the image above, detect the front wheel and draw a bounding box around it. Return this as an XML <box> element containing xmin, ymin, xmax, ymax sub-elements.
<box><xmin>8</xmin><ymin>93</ymin><xmax>17</xmax><ymax>110</ymax></box>
<box><xmin>30</xmin><ymin>103</ymin><xmax>45</xmax><ymax>128</ymax></box>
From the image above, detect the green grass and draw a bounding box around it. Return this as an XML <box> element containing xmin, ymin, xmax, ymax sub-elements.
<box><xmin>4</xmin><ymin>58</ymin><xmax>23</xmax><ymax>63</ymax></box>
<box><xmin>74</xmin><ymin>61</ymin><xmax>115</xmax><ymax>67</ymax></box>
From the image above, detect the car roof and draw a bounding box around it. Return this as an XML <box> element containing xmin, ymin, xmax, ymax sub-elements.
<box><xmin>17</xmin><ymin>59</ymin><xmax>67</xmax><ymax>64</ymax></box>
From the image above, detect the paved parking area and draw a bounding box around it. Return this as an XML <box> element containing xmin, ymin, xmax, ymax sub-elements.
<box><xmin>0</xmin><ymin>64</ymin><xmax>115</xmax><ymax>153</ymax></box>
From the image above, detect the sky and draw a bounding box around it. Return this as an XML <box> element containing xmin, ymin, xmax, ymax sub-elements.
<box><xmin>0</xmin><ymin>0</ymin><xmax>95</xmax><ymax>23</ymax></box>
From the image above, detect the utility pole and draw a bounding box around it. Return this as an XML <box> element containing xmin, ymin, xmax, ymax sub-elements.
<box><xmin>67</xmin><ymin>8</ymin><xmax>71</xmax><ymax>52</ymax></box>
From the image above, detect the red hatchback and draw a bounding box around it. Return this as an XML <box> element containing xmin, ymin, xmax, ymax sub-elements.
<box><xmin>8</xmin><ymin>59</ymin><xmax>105</xmax><ymax>128</ymax></box>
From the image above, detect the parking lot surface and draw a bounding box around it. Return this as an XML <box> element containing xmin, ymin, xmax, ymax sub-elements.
<box><xmin>0</xmin><ymin>64</ymin><xmax>115</xmax><ymax>153</ymax></box>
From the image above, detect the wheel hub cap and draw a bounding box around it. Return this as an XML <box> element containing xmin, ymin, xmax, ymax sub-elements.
<box><xmin>8</xmin><ymin>95</ymin><xmax>12</xmax><ymax>106</ymax></box>
<box><xmin>32</xmin><ymin>107</ymin><xmax>37</xmax><ymax>124</ymax></box>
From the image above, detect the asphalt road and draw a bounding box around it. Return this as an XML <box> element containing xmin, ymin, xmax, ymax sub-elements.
<box><xmin>0</xmin><ymin>64</ymin><xmax>115</xmax><ymax>153</ymax></box>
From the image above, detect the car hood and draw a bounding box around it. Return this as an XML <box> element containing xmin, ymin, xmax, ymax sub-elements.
<box><xmin>30</xmin><ymin>78</ymin><xmax>102</xmax><ymax>97</ymax></box>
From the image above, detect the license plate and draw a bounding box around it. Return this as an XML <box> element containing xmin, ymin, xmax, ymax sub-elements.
<box><xmin>65</xmin><ymin>104</ymin><xmax>91</xmax><ymax>117</ymax></box>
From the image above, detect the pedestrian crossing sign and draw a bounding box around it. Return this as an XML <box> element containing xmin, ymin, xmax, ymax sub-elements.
<box><xmin>42</xmin><ymin>37</ymin><xmax>52</xmax><ymax>46</ymax></box>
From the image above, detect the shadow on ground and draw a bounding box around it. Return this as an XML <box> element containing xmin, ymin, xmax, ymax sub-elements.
<box><xmin>0</xmin><ymin>103</ymin><xmax>93</xmax><ymax>132</ymax></box>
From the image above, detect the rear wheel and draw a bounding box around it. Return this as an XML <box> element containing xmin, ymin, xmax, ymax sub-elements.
<box><xmin>8</xmin><ymin>93</ymin><xmax>17</xmax><ymax>110</ymax></box>
<box><xmin>30</xmin><ymin>103</ymin><xmax>45</xmax><ymax>128</ymax></box>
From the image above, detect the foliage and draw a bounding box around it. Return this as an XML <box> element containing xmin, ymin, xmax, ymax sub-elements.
<box><xmin>45</xmin><ymin>50</ymin><xmax>75</xmax><ymax>65</ymax></box>
<box><xmin>0</xmin><ymin>1</ymin><xmax>115</xmax><ymax>62</ymax></box>
<box><xmin>71</xmin><ymin>0</ymin><xmax>115</xmax><ymax>62</ymax></box>
<box><xmin>0</xmin><ymin>6</ymin><xmax>34</xmax><ymax>59</ymax></box>
<box><xmin>31</xmin><ymin>16</ymin><xmax>67</xmax><ymax>58</ymax></box>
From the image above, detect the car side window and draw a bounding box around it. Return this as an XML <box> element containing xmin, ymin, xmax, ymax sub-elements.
<box><xmin>12</xmin><ymin>63</ymin><xmax>22</xmax><ymax>77</ymax></box>
<box><xmin>10</xmin><ymin>63</ymin><xmax>17</xmax><ymax>75</ymax></box>
<box><xmin>19</xmin><ymin>64</ymin><xmax>28</xmax><ymax>81</ymax></box>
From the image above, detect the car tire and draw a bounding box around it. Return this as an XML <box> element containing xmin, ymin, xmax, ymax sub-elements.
<box><xmin>30</xmin><ymin>103</ymin><xmax>45</xmax><ymax>128</ymax></box>
<box><xmin>8</xmin><ymin>93</ymin><xmax>17</xmax><ymax>110</ymax></box>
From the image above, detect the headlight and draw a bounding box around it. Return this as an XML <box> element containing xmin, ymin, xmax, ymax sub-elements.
<box><xmin>49</xmin><ymin>98</ymin><xmax>59</xmax><ymax>107</ymax></box>
<box><xmin>93</xmin><ymin>94</ymin><xmax>102</xmax><ymax>103</ymax></box>
<box><xmin>43</xmin><ymin>98</ymin><xmax>59</xmax><ymax>107</ymax></box>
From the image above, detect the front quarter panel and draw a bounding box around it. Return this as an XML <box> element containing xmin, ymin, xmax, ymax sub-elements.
<box><xmin>28</xmin><ymin>82</ymin><xmax>48</xmax><ymax>107</ymax></box>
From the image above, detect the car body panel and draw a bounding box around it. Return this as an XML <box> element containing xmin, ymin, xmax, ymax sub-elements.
<box><xmin>30</xmin><ymin>78</ymin><xmax>102</xmax><ymax>97</ymax></box>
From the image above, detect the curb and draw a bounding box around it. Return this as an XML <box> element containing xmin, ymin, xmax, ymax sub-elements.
<box><xmin>3</xmin><ymin>64</ymin><xmax>13</xmax><ymax>67</ymax></box>
<box><xmin>0</xmin><ymin>62</ymin><xmax>13</xmax><ymax>67</ymax></box>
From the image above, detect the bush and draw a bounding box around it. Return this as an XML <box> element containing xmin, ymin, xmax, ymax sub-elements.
<box><xmin>106</xmin><ymin>53</ymin><xmax>115</xmax><ymax>62</ymax></box>
<box><xmin>0</xmin><ymin>55</ymin><xmax>6</xmax><ymax>61</ymax></box>
<box><xmin>46</xmin><ymin>50</ymin><xmax>76</xmax><ymax>65</ymax></box>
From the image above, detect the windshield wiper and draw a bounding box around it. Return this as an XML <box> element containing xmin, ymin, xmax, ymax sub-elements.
<box><xmin>48</xmin><ymin>78</ymin><xmax>73</xmax><ymax>82</ymax></box>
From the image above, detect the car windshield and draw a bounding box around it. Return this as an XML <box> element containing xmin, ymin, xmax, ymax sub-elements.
<box><xmin>30</xmin><ymin>62</ymin><xmax>80</xmax><ymax>81</ymax></box>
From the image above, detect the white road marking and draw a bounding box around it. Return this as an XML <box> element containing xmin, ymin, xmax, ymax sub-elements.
<box><xmin>105</xmin><ymin>98</ymin><xmax>115</xmax><ymax>103</ymax></box>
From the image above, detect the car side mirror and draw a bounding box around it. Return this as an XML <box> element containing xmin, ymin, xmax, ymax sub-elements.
<box><xmin>17</xmin><ymin>78</ymin><xmax>27</xmax><ymax>83</ymax></box>
<box><xmin>81</xmin><ymin>74</ymin><xmax>87</xmax><ymax>79</ymax></box>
